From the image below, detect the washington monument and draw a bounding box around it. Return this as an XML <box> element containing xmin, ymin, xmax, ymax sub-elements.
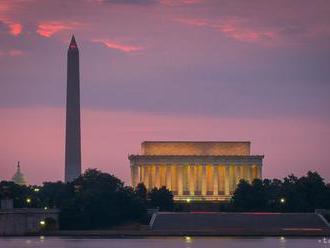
<box><xmin>65</xmin><ymin>35</ymin><xmax>81</xmax><ymax>182</ymax></box>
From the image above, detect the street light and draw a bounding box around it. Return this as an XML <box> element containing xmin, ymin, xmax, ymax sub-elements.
<box><xmin>280</xmin><ymin>198</ymin><xmax>286</xmax><ymax>204</ymax></box>
<box><xmin>26</xmin><ymin>198</ymin><xmax>31</xmax><ymax>204</ymax></box>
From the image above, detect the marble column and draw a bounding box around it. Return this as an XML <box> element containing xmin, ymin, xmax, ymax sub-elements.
<box><xmin>158</xmin><ymin>165</ymin><xmax>163</xmax><ymax>187</ymax></box>
<box><xmin>206</xmin><ymin>165</ymin><xmax>213</xmax><ymax>194</ymax></box>
<box><xmin>229</xmin><ymin>165</ymin><xmax>235</xmax><ymax>194</ymax></box>
<box><xmin>143</xmin><ymin>166</ymin><xmax>149</xmax><ymax>190</ymax></box>
<box><xmin>257</xmin><ymin>165</ymin><xmax>262</xmax><ymax>179</ymax></box>
<box><xmin>196</xmin><ymin>165</ymin><xmax>201</xmax><ymax>194</ymax></box>
<box><xmin>247</xmin><ymin>165</ymin><xmax>252</xmax><ymax>183</ymax></box>
<box><xmin>166</xmin><ymin>165</ymin><xmax>172</xmax><ymax>190</ymax></box>
<box><xmin>151</xmin><ymin>165</ymin><xmax>156</xmax><ymax>188</ymax></box>
<box><xmin>252</xmin><ymin>165</ymin><xmax>257</xmax><ymax>180</ymax></box>
<box><xmin>224</xmin><ymin>165</ymin><xmax>230</xmax><ymax>196</ymax></box>
<box><xmin>183</xmin><ymin>165</ymin><xmax>189</xmax><ymax>194</ymax></box>
<box><xmin>240</xmin><ymin>166</ymin><xmax>244</xmax><ymax>182</ymax></box>
<box><xmin>218</xmin><ymin>165</ymin><xmax>225</xmax><ymax>195</ymax></box>
<box><xmin>155</xmin><ymin>165</ymin><xmax>160</xmax><ymax>188</ymax></box>
<box><xmin>171</xmin><ymin>166</ymin><xmax>177</xmax><ymax>193</ymax></box>
<box><xmin>189</xmin><ymin>165</ymin><xmax>195</xmax><ymax>196</ymax></box>
<box><xmin>131</xmin><ymin>165</ymin><xmax>139</xmax><ymax>187</ymax></box>
<box><xmin>235</xmin><ymin>166</ymin><xmax>241</xmax><ymax>187</ymax></box>
<box><xmin>201</xmin><ymin>165</ymin><xmax>207</xmax><ymax>196</ymax></box>
<box><xmin>177</xmin><ymin>165</ymin><xmax>183</xmax><ymax>195</ymax></box>
<box><xmin>213</xmin><ymin>165</ymin><xmax>219</xmax><ymax>196</ymax></box>
<box><xmin>140</xmin><ymin>165</ymin><xmax>144</xmax><ymax>184</ymax></box>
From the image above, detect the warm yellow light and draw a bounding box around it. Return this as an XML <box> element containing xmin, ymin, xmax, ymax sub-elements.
<box><xmin>185</xmin><ymin>236</ymin><xmax>192</xmax><ymax>243</ymax></box>
<box><xmin>26</xmin><ymin>198</ymin><xmax>31</xmax><ymax>204</ymax></box>
<box><xmin>34</xmin><ymin>188</ymin><xmax>40</xmax><ymax>192</ymax></box>
<box><xmin>280</xmin><ymin>198</ymin><xmax>286</xmax><ymax>203</ymax></box>
<box><xmin>40</xmin><ymin>220</ymin><xmax>46</xmax><ymax>226</ymax></box>
<box><xmin>186</xmin><ymin>198</ymin><xmax>191</xmax><ymax>203</ymax></box>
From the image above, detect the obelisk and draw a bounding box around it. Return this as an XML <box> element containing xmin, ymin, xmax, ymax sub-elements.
<box><xmin>65</xmin><ymin>35</ymin><xmax>81</xmax><ymax>182</ymax></box>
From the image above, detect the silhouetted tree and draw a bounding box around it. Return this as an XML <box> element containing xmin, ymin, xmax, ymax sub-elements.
<box><xmin>148</xmin><ymin>186</ymin><xmax>174</xmax><ymax>211</ymax></box>
<box><xmin>38</xmin><ymin>181</ymin><xmax>68</xmax><ymax>209</ymax></box>
<box><xmin>231</xmin><ymin>171</ymin><xmax>330</xmax><ymax>212</ymax></box>
<box><xmin>0</xmin><ymin>181</ymin><xmax>34</xmax><ymax>208</ymax></box>
<box><xmin>135</xmin><ymin>183</ymin><xmax>147</xmax><ymax>202</ymax></box>
<box><xmin>59</xmin><ymin>169</ymin><xmax>146</xmax><ymax>230</ymax></box>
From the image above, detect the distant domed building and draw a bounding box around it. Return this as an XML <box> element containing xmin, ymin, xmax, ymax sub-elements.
<box><xmin>12</xmin><ymin>162</ymin><xmax>27</xmax><ymax>186</ymax></box>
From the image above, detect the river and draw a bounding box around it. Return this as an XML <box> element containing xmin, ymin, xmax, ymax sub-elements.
<box><xmin>1</xmin><ymin>237</ymin><xmax>330</xmax><ymax>248</ymax></box>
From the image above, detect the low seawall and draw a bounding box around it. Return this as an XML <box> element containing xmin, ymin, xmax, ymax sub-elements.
<box><xmin>0</xmin><ymin>209</ymin><xmax>59</xmax><ymax>236</ymax></box>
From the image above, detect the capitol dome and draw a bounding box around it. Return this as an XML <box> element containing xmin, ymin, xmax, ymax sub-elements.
<box><xmin>12</xmin><ymin>162</ymin><xmax>27</xmax><ymax>186</ymax></box>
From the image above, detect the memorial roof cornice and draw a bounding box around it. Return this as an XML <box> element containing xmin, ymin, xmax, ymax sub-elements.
<box><xmin>128</xmin><ymin>155</ymin><xmax>264</xmax><ymax>159</ymax></box>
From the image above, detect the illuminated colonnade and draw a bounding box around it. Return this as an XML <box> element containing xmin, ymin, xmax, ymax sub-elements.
<box><xmin>129</xmin><ymin>142</ymin><xmax>264</xmax><ymax>201</ymax></box>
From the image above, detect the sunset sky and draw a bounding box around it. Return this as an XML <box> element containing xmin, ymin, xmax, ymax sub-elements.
<box><xmin>1</xmin><ymin>0</ymin><xmax>330</xmax><ymax>185</ymax></box>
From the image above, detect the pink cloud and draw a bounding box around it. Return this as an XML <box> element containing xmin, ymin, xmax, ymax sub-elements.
<box><xmin>0</xmin><ymin>49</ymin><xmax>24</xmax><ymax>57</ymax></box>
<box><xmin>36</xmin><ymin>21</ymin><xmax>80</xmax><ymax>38</ymax></box>
<box><xmin>93</xmin><ymin>39</ymin><xmax>142</xmax><ymax>53</ymax></box>
<box><xmin>8</xmin><ymin>22</ymin><xmax>22</xmax><ymax>36</ymax></box>
<box><xmin>176</xmin><ymin>17</ymin><xmax>277</xmax><ymax>44</ymax></box>
<box><xmin>217</xmin><ymin>22</ymin><xmax>275</xmax><ymax>43</ymax></box>
<box><xmin>0</xmin><ymin>1</ymin><xmax>22</xmax><ymax>36</ymax></box>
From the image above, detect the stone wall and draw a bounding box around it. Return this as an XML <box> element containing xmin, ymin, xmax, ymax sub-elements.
<box><xmin>0</xmin><ymin>209</ymin><xmax>59</xmax><ymax>236</ymax></box>
<box><xmin>142</xmin><ymin>141</ymin><xmax>250</xmax><ymax>156</ymax></box>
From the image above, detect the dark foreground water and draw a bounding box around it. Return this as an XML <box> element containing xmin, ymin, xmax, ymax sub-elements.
<box><xmin>1</xmin><ymin>237</ymin><xmax>330</xmax><ymax>248</ymax></box>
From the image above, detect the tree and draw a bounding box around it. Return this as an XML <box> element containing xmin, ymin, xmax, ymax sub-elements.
<box><xmin>231</xmin><ymin>180</ymin><xmax>254</xmax><ymax>211</ymax></box>
<box><xmin>59</xmin><ymin>169</ymin><xmax>146</xmax><ymax>230</ymax></box>
<box><xmin>135</xmin><ymin>183</ymin><xmax>147</xmax><ymax>203</ymax></box>
<box><xmin>231</xmin><ymin>171</ymin><xmax>330</xmax><ymax>212</ymax></box>
<box><xmin>148</xmin><ymin>186</ymin><xmax>174</xmax><ymax>211</ymax></box>
<box><xmin>39</xmin><ymin>181</ymin><xmax>68</xmax><ymax>209</ymax></box>
<box><xmin>0</xmin><ymin>181</ymin><xmax>34</xmax><ymax>208</ymax></box>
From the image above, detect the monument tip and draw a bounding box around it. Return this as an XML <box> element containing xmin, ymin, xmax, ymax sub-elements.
<box><xmin>69</xmin><ymin>35</ymin><xmax>78</xmax><ymax>49</ymax></box>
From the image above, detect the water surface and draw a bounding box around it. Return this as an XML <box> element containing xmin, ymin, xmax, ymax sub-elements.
<box><xmin>0</xmin><ymin>236</ymin><xmax>329</xmax><ymax>248</ymax></box>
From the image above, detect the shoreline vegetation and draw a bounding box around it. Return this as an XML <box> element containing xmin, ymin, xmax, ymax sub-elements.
<box><xmin>1</xmin><ymin>169</ymin><xmax>330</xmax><ymax>231</ymax></box>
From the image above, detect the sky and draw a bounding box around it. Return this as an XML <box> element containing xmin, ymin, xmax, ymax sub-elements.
<box><xmin>0</xmin><ymin>0</ymin><xmax>330</xmax><ymax>185</ymax></box>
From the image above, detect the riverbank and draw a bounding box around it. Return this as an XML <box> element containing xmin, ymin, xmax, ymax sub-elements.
<box><xmin>1</xmin><ymin>212</ymin><xmax>330</xmax><ymax>237</ymax></box>
<box><xmin>40</xmin><ymin>228</ymin><xmax>330</xmax><ymax>237</ymax></box>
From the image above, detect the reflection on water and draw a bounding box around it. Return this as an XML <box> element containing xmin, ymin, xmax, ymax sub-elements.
<box><xmin>0</xmin><ymin>236</ymin><xmax>329</xmax><ymax>248</ymax></box>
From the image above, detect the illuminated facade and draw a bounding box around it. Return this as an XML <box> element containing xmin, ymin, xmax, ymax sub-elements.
<box><xmin>129</xmin><ymin>141</ymin><xmax>264</xmax><ymax>201</ymax></box>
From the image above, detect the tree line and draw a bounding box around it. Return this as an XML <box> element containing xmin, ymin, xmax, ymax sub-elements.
<box><xmin>0</xmin><ymin>169</ymin><xmax>173</xmax><ymax>229</ymax></box>
<box><xmin>0</xmin><ymin>169</ymin><xmax>329</xmax><ymax>229</ymax></box>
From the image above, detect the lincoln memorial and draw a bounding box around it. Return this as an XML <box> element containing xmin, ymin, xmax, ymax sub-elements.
<box><xmin>129</xmin><ymin>141</ymin><xmax>264</xmax><ymax>201</ymax></box>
